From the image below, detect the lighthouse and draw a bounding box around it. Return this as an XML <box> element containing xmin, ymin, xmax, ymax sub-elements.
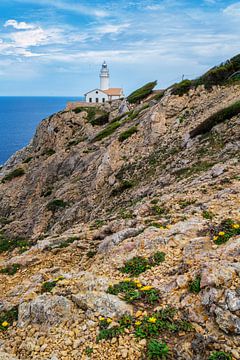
<box><xmin>100</xmin><ymin>61</ymin><xmax>110</xmax><ymax>90</ymax></box>
<box><xmin>84</xmin><ymin>62</ymin><xmax>124</xmax><ymax>103</ymax></box>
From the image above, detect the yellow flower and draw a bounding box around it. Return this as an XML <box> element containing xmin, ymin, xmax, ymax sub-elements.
<box><xmin>140</xmin><ymin>286</ymin><xmax>153</xmax><ymax>291</ymax></box>
<box><xmin>219</xmin><ymin>231</ymin><xmax>225</xmax><ymax>236</ymax></box>
<box><xmin>135</xmin><ymin>321</ymin><xmax>142</xmax><ymax>326</ymax></box>
<box><xmin>106</xmin><ymin>318</ymin><xmax>112</xmax><ymax>324</ymax></box>
<box><xmin>213</xmin><ymin>236</ymin><xmax>218</xmax><ymax>241</ymax></box>
<box><xmin>123</xmin><ymin>278</ymin><xmax>131</xmax><ymax>282</ymax></box>
<box><xmin>232</xmin><ymin>224</ymin><xmax>240</xmax><ymax>229</ymax></box>
<box><xmin>160</xmin><ymin>226</ymin><xmax>165</xmax><ymax>230</ymax></box>
<box><xmin>2</xmin><ymin>321</ymin><xmax>9</xmax><ymax>327</ymax></box>
<box><xmin>133</xmin><ymin>279</ymin><xmax>140</xmax><ymax>284</ymax></box>
<box><xmin>136</xmin><ymin>283</ymin><xmax>143</xmax><ymax>288</ymax></box>
<box><xmin>166</xmin><ymin>225</ymin><xmax>171</xmax><ymax>229</ymax></box>
<box><xmin>148</xmin><ymin>317</ymin><xmax>157</xmax><ymax>323</ymax></box>
<box><xmin>99</xmin><ymin>316</ymin><xmax>105</xmax><ymax>321</ymax></box>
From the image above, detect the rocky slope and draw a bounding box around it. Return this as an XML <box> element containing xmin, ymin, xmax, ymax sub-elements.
<box><xmin>0</xmin><ymin>76</ymin><xmax>239</xmax><ymax>360</ymax></box>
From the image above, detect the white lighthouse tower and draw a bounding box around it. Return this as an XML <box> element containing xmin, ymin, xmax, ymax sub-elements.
<box><xmin>100</xmin><ymin>61</ymin><xmax>110</xmax><ymax>90</ymax></box>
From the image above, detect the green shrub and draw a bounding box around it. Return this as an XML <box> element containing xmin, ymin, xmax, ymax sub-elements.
<box><xmin>41</xmin><ymin>276</ymin><xmax>64</xmax><ymax>293</ymax></box>
<box><xmin>147</xmin><ymin>339</ymin><xmax>169</xmax><ymax>360</ymax></box>
<box><xmin>41</xmin><ymin>187</ymin><xmax>53</xmax><ymax>197</ymax></box>
<box><xmin>118</xmin><ymin>126</ymin><xmax>138</xmax><ymax>142</ymax></box>
<box><xmin>202</xmin><ymin>211</ymin><xmax>214</xmax><ymax>220</ymax></box>
<box><xmin>178</xmin><ymin>199</ymin><xmax>196</xmax><ymax>209</ymax></box>
<box><xmin>93</xmin><ymin>121</ymin><xmax>121</xmax><ymax>141</ymax></box>
<box><xmin>189</xmin><ymin>276</ymin><xmax>201</xmax><ymax>293</ymax></box>
<box><xmin>0</xmin><ymin>306</ymin><xmax>18</xmax><ymax>331</ymax></box>
<box><xmin>190</xmin><ymin>101</ymin><xmax>240</xmax><ymax>138</ymax></box>
<box><xmin>107</xmin><ymin>280</ymin><xmax>160</xmax><ymax>306</ymax></box>
<box><xmin>0</xmin><ymin>234</ymin><xmax>30</xmax><ymax>254</ymax></box>
<box><xmin>208</xmin><ymin>351</ymin><xmax>232</xmax><ymax>360</ymax></box>
<box><xmin>211</xmin><ymin>219</ymin><xmax>240</xmax><ymax>245</ymax></box>
<box><xmin>151</xmin><ymin>205</ymin><xmax>167</xmax><ymax>216</ymax></box>
<box><xmin>0</xmin><ymin>264</ymin><xmax>21</xmax><ymax>275</ymax></box>
<box><xmin>46</xmin><ymin>199</ymin><xmax>67</xmax><ymax>212</ymax></box>
<box><xmin>86</xmin><ymin>250</ymin><xmax>97</xmax><ymax>258</ymax></box>
<box><xmin>119</xmin><ymin>252</ymin><xmax>165</xmax><ymax>276</ymax></box>
<box><xmin>171</xmin><ymin>79</ymin><xmax>192</xmax><ymax>96</ymax></box>
<box><xmin>127</xmin><ymin>81</ymin><xmax>157</xmax><ymax>104</ymax></box>
<box><xmin>111</xmin><ymin>179</ymin><xmax>135</xmax><ymax>196</ymax></box>
<box><xmin>85</xmin><ymin>347</ymin><xmax>94</xmax><ymax>356</ymax></box>
<box><xmin>41</xmin><ymin>148</ymin><xmax>55</xmax><ymax>157</ymax></box>
<box><xmin>57</xmin><ymin>236</ymin><xmax>79</xmax><ymax>249</ymax></box>
<box><xmin>23</xmin><ymin>157</ymin><xmax>33</xmax><ymax>164</ymax></box>
<box><xmin>90</xmin><ymin>112</ymin><xmax>109</xmax><ymax>126</ymax></box>
<box><xmin>1</xmin><ymin>168</ymin><xmax>25</xmax><ymax>183</ymax></box>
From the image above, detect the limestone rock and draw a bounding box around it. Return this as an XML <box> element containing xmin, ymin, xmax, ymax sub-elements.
<box><xmin>0</xmin><ymin>353</ymin><xmax>21</xmax><ymax>360</ymax></box>
<box><xmin>72</xmin><ymin>291</ymin><xmax>133</xmax><ymax>318</ymax></box>
<box><xmin>212</xmin><ymin>305</ymin><xmax>240</xmax><ymax>334</ymax></box>
<box><xmin>18</xmin><ymin>294</ymin><xmax>73</xmax><ymax>327</ymax></box>
<box><xmin>98</xmin><ymin>228</ymin><xmax>142</xmax><ymax>252</ymax></box>
<box><xmin>225</xmin><ymin>290</ymin><xmax>240</xmax><ymax>312</ymax></box>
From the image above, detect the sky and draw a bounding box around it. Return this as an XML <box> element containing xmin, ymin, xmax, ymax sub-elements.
<box><xmin>0</xmin><ymin>0</ymin><xmax>239</xmax><ymax>96</ymax></box>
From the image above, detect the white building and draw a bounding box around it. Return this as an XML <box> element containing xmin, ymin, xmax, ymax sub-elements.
<box><xmin>85</xmin><ymin>62</ymin><xmax>124</xmax><ymax>103</ymax></box>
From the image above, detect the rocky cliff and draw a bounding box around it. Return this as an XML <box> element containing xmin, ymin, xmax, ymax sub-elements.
<box><xmin>0</xmin><ymin>66</ymin><xmax>239</xmax><ymax>360</ymax></box>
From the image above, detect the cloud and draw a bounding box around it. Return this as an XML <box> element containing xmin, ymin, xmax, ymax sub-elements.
<box><xmin>223</xmin><ymin>3</ymin><xmax>240</xmax><ymax>16</ymax></box>
<box><xmin>9</xmin><ymin>0</ymin><xmax>109</xmax><ymax>17</ymax></box>
<box><xmin>96</xmin><ymin>23</ymin><xmax>130</xmax><ymax>35</ymax></box>
<box><xmin>4</xmin><ymin>19</ymin><xmax>35</xmax><ymax>30</ymax></box>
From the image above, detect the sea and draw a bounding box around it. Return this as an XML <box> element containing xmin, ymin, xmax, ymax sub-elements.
<box><xmin>0</xmin><ymin>96</ymin><xmax>82</xmax><ymax>165</ymax></box>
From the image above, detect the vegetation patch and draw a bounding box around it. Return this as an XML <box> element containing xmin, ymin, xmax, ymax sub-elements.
<box><xmin>202</xmin><ymin>210</ymin><xmax>214</xmax><ymax>220</ymax></box>
<box><xmin>0</xmin><ymin>233</ymin><xmax>30</xmax><ymax>254</ymax></box>
<box><xmin>211</xmin><ymin>219</ymin><xmax>240</xmax><ymax>245</ymax></box>
<box><xmin>208</xmin><ymin>351</ymin><xmax>232</xmax><ymax>360</ymax></box>
<box><xmin>127</xmin><ymin>81</ymin><xmax>157</xmax><ymax>104</ymax></box>
<box><xmin>146</xmin><ymin>339</ymin><xmax>169</xmax><ymax>359</ymax></box>
<box><xmin>93</xmin><ymin>121</ymin><xmax>121</xmax><ymax>141</ymax></box>
<box><xmin>85</xmin><ymin>347</ymin><xmax>94</xmax><ymax>356</ymax></box>
<box><xmin>118</xmin><ymin>126</ymin><xmax>138</xmax><ymax>142</ymax></box>
<box><xmin>97</xmin><ymin>307</ymin><xmax>192</xmax><ymax>342</ymax></box>
<box><xmin>190</xmin><ymin>101</ymin><xmax>240</xmax><ymax>138</ymax></box>
<box><xmin>178</xmin><ymin>199</ymin><xmax>196</xmax><ymax>209</ymax></box>
<box><xmin>151</xmin><ymin>205</ymin><xmax>168</xmax><ymax>216</ymax></box>
<box><xmin>41</xmin><ymin>148</ymin><xmax>56</xmax><ymax>157</ymax></box>
<box><xmin>41</xmin><ymin>276</ymin><xmax>64</xmax><ymax>293</ymax></box>
<box><xmin>107</xmin><ymin>279</ymin><xmax>160</xmax><ymax>306</ymax></box>
<box><xmin>0</xmin><ymin>263</ymin><xmax>21</xmax><ymax>276</ymax></box>
<box><xmin>119</xmin><ymin>252</ymin><xmax>166</xmax><ymax>276</ymax></box>
<box><xmin>23</xmin><ymin>157</ymin><xmax>33</xmax><ymax>164</ymax></box>
<box><xmin>0</xmin><ymin>306</ymin><xmax>18</xmax><ymax>331</ymax></box>
<box><xmin>171</xmin><ymin>79</ymin><xmax>192</xmax><ymax>96</ymax></box>
<box><xmin>111</xmin><ymin>179</ymin><xmax>135</xmax><ymax>196</ymax></box>
<box><xmin>174</xmin><ymin>161</ymin><xmax>214</xmax><ymax>179</ymax></box>
<box><xmin>189</xmin><ymin>276</ymin><xmax>201</xmax><ymax>294</ymax></box>
<box><xmin>1</xmin><ymin>168</ymin><xmax>25</xmax><ymax>183</ymax></box>
<box><xmin>47</xmin><ymin>199</ymin><xmax>68</xmax><ymax>212</ymax></box>
<box><xmin>90</xmin><ymin>112</ymin><xmax>109</xmax><ymax>126</ymax></box>
<box><xmin>86</xmin><ymin>250</ymin><xmax>97</xmax><ymax>258</ymax></box>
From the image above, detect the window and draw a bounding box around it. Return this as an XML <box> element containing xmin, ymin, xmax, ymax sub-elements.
<box><xmin>89</xmin><ymin>98</ymin><xmax>92</xmax><ymax>103</ymax></box>
<box><xmin>96</xmin><ymin>98</ymin><xmax>99</xmax><ymax>103</ymax></box>
<box><xmin>96</xmin><ymin>91</ymin><xmax>99</xmax><ymax>94</ymax></box>
<box><xmin>102</xmin><ymin>98</ymin><xmax>105</xmax><ymax>103</ymax></box>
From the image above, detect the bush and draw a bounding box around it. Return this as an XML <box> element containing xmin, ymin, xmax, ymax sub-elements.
<box><xmin>41</xmin><ymin>148</ymin><xmax>55</xmax><ymax>157</ymax></box>
<box><xmin>93</xmin><ymin>121</ymin><xmax>121</xmax><ymax>141</ymax></box>
<box><xmin>0</xmin><ymin>306</ymin><xmax>18</xmax><ymax>331</ymax></box>
<box><xmin>47</xmin><ymin>199</ymin><xmax>67</xmax><ymax>212</ymax></box>
<box><xmin>90</xmin><ymin>112</ymin><xmax>109</xmax><ymax>126</ymax></box>
<box><xmin>211</xmin><ymin>219</ymin><xmax>240</xmax><ymax>245</ymax></box>
<box><xmin>0</xmin><ymin>233</ymin><xmax>30</xmax><ymax>254</ymax></box>
<box><xmin>147</xmin><ymin>339</ymin><xmax>169</xmax><ymax>360</ymax></box>
<box><xmin>118</xmin><ymin>126</ymin><xmax>138</xmax><ymax>142</ymax></box>
<box><xmin>0</xmin><ymin>264</ymin><xmax>20</xmax><ymax>275</ymax></box>
<box><xmin>189</xmin><ymin>276</ymin><xmax>201</xmax><ymax>293</ymax></box>
<box><xmin>190</xmin><ymin>101</ymin><xmax>240</xmax><ymax>138</ymax></box>
<box><xmin>111</xmin><ymin>179</ymin><xmax>135</xmax><ymax>196</ymax></box>
<box><xmin>41</xmin><ymin>276</ymin><xmax>64</xmax><ymax>293</ymax></box>
<box><xmin>127</xmin><ymin>81</ymin><xmax>157</xmax><ymax>104</ymax></box>
<box><xmin>208</xmin><ymin>351</ymin><xmax>232</xmax><ymax>360</ymax></box>
<box><xmin>119</xmin><ymin>252</ymin><xmax>165</xmax><ymax>276</ymax></box>
<box><xmin>1</xmin><ymin>168</ymin><xmax>25</xmax><ymax>183</ymax></box>
<box><xmin>171</xmin><ymin>79</ymin><xmax>192</xmax><ymax>96</ymax></box>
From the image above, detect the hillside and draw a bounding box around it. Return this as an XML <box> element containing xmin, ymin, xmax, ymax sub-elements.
<box><xmin>0</xmin><ymin>57</ymin><xmax>240</xmax><ymax>360</ymax></box>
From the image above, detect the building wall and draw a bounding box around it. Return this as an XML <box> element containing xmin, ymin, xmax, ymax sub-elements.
<box><xmin>85</xmin><ymin>89</ymin><xmax>108</xmax><ymax>103</ymax></box>
<box><xmin>100</xmin><ymin>76</ymin><xmax>109</xmax><ymax>91</ymax></box>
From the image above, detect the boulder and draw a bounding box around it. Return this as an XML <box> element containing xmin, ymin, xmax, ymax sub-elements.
<box><xmin>212</xmin><ymin>305</ymin><xmax>240</xmax><ymax>335</ymax></box>
<box><xmin>18</xmin><ymin>294</ymin><xmax>73</xmax><ymax>327</ymax></box>
<box><xmin>226</xmin><ymin>290</ymin><xmax>240</xmax><ymax>312</ymax></box>
<box><xmin>72</xmin><ymin>291</ymin><xmax>133</xmax><ymax>318</ymax></box>
<box><xmin>98</xmin><ymin>228</ymin><xmax>142</xmax><ymax>252</ymax></box>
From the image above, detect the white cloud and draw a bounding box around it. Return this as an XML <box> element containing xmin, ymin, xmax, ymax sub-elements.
<box><xmin>4</xmin><ymin>19</ymin><xmax>35</xmax><ymax>30</ymax></box>
<box><xmin>223</xmin><ymin>3</ymin><xmax>240</xmax><ymax>16</ymax></box>
<box><xmin>96</xmin><ymin>23</ymin><xmax>130</xmax><ymax>35</ymax></box>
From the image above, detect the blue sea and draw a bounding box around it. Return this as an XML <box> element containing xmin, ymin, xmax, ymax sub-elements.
<box><xmin>0</xmin><ymin>97</ymin><xmax>82</xmax><ymax>165</ymax></box>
